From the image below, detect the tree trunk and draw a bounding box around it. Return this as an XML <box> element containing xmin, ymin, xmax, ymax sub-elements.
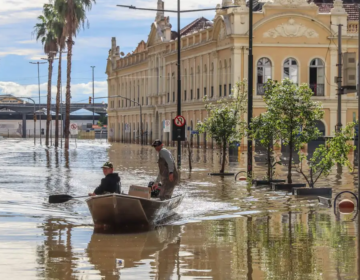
<box><xmin>187</xmin><ymin>141</ymin><xmax>192</xmax><ymax>171</ymax></box>
<box><xmin>288</xmin><ymin>137</ymin><xmax>293</xmax><ymax>184</ymax></box>
<box><xmin>55</xmin><ymin>50</ymin><xmax>62</xmax><ymax>148</ymax></box>
<box><xmin>65</xmin><ymin>36</ymin><xmax>72</xmax><ymax>150</ymax></box>
<box><xmin>46</xmin><ymin>55</ymin><xmax>53</xmax><ymax>146</ymax></box>
<box><xmin>267</xmin><ymin>142</ymin><xmax>272</xmax><ymax>181</ymax></box>
<box><xmin>220</xmin><ymin>140</ymin><xmax>226</xmax><ymax>173</ymax></box>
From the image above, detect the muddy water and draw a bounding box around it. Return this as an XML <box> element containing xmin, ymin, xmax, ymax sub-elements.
<box><xmin>0</xmin><ymin>139</ymin><xmax>359</xmax><ymax>280</ymax></box>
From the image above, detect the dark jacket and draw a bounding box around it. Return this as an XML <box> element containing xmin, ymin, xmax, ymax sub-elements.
<box><xmin>93</xmin><ymin>173</ymin><xmax>121</xmax><ymax>195</ymax></box>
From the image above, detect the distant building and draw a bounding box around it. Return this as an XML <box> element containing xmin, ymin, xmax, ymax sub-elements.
<box><xmin>0</xmin><ymin>95</ymin><xmax>107</xmax><ymax>138</ymax></box>
<box><xmin>106</xmin><ymin>0</ymin><xmax>359</xmax><ymax>148</ymax></box>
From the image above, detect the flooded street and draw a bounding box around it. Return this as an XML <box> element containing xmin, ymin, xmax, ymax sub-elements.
<box><xmin>0</xmin><ymin>139</ymin><xmax>359</xmax><ymax>279</ymax></box>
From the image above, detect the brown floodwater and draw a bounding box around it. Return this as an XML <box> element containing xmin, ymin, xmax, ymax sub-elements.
<box><xmin>0</xmin><ymin>139</ymin><xmax>359</xmax><ymax>280</ymax></box>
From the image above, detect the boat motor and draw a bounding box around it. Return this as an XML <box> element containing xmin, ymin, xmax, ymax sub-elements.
<box><xmin>148</xmin><ymin>181</ymin><xmax>161</xmax><ymax>198</ymax></box>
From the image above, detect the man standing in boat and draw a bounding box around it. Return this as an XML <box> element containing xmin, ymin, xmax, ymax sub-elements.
<box><xmin>88</xmin><ymin>162</ymin><xmax>121</xmax><ymax>196</ymax></box>
<box><xmin>152</xmin><ymin>140</ymin><xmax>179</xmax><ymax>200</ymax></box>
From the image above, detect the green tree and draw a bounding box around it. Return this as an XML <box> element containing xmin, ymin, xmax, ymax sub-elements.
<box><xmin>54</xmin><ymin>0</ymin><xmax>96</xmax><ymax>149</ymax></box>
<box><xmin>250</xmin><ymin>112</ymin><xmax>281</xmax><ymax>181</ymax></box>
<box><xmin>34</xmin><ymin>4</ymin><xmax>59</xmax><ymax>146</ymax></box>
<box><xmin>296</xmin><ymin>122</ymin><xmax>355</xmax><ymax>188</ymax></box>
<box><xmin>264</xmin><ymin>79</ymin><xmax>324</xmax><ymax>184</ymax></box>
<box><xmin>197</xmin><ymin>81</ymin><xmax>247</xmax><ymax>173</ymax></box>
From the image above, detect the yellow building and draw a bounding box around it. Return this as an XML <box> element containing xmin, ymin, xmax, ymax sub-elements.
<box><xmin>106</xmin><ymin>0</ymin><xmax>359</xmax><ymax>148</ymax></box>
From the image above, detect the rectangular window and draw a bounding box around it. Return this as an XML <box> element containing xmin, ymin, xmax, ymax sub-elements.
<box><xmin>146</xmin><ymin>97</ymin><xmax>149</xmax><ymax>105</ymax></box>
<box><xmin>167</xmin><ymin>93</ymin><xmax>170</xmax><ymax>103</ymax></box>
<box><xmin>224</xmin><ymin>85</ymin><xmax>227</xmax><ymax>97</ymax></box>
<box><xmin>229</xmin><ymin>84</ymin><xmax>231</xmax><ymax>95</ymax></box>
<box><xmin>173</xmin><ymin>92</ymin><xmax>175</xmax><ymax>102</ymax></box>
<box><xmin>122</xmin><ymin>100</ymin><xmax>124</xmax><ymax>108</ymax></box>
<box><xmin>211</xmin><ymin>86</ymin><xmax>214</xmax><ymax>97</ymax></box>
<box><xmin>184</xmin><ymin>90</ymin><xmax>187</xmax><ymax>101</ymax></box>
<box><xmin>191</xmin><ymin>89</ymin><xmax>193</xmax><ymax>100</ymax></box>
<box><xmin>142</xmin><ymin>97</ymin><xmax>144</xmax><ymax>105</ymax></box>
<box><xmin>219</xmin><ymin>85</ymin><xmax>222</xmax><ymax>97</ymax></box>
<box><xmin>118</xmin><ymin>100</ymin><xmax>120</xmax><ymax>107</ymax></box>
<box><xmin>197</xmin><ymin>88</ymin><xmax>200</xmax><ymax>99</ymax></box>
<box><xmin>204</xmin><ymin>87</ymin><xmax>207</xmax><ymax>96</ymax></box>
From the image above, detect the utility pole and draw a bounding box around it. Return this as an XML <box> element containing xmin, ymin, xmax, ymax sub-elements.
<box><xmin>91</xmin><ymin>66</ymin><xmax>95</xmax><ymax>125</ymax></box>
<box><xmin>29</xmin><ymin>61</ymin><xmax>47</xmax><ymax>145</ymax></box>
<box><xmin>247</xmin><ymin>0</ymin><xmax>253</xmax><ymax>179</ymax></box>
<box><xmin>176</xmin><ymin>0</ymin><xmax>181</xmax><ymax>168</ymax></box>
<box><xmin>336</xmin><ymin>24</ymin><xmax>343</xmax><ymax>133</ymax></box>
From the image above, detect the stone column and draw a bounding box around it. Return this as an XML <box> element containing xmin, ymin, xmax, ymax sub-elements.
<box><xmin>212</xmin><ymin>51</ymin><xmax>218</xmax><ymax>99</ymax></box>
<box><xmin>232</xmin><ymin>47</ymin><xmax>242</xmax><ymax>85</ymax></box>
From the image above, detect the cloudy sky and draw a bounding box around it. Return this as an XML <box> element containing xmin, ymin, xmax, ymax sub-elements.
<box><xmin>0</xmin><ymin>0</ymin><xmax>222</xmax><ymax>104</ymax></box>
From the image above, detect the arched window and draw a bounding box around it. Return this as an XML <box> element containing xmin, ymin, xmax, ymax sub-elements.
<box><xmin>309</xmin><ymin>58</ymin><xmax>325</xmax><ymax>96</ymax></box>
<box><xmin>257</xmin><ymin>57</ymin><xmax>272</xmax><ymax>95</ymax></box>
<box><xmin>211</xmin><ymin>62</ymin><xmax>214</xmax><ymax>98</ymax></box>
<box><xmin>203</xmin><ymin>64</ymin><xmax>207</xmax><ymax>97</ymax></box>
<box><xmin>197</xmin><ymin>66</ymin><xmax>201</xmax><ymax>99</ymax></box>
<box><xmin>184</xmin><ymin>69</ymin><xmax>187</xmax><ymax>101</ymax></box>
<box><xmin>190</xmin><ymin>68</ymin><xmax>194</xmax><ymax>100</ymax></box>
<box><xmin>223</xmin><ymin>60</ymin><xmax>227</xmax><ymax>97</ymax></box>
<box><xmin>228</xmin><ymin>59</ymin><xmax>231</xmax><ymax>96</ymax></box>
<box><xmin>218</xmin><ymin>61</ymin><xmax>222</xmax><ymax>97</ymax></box>
<box><xmin>283</xmin><ymin>58</ymin><xmax>298</xmax><ymax>84</ymax></box>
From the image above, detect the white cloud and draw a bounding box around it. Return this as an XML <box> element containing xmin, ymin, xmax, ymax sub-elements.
<box><xmin>0</xmin><ymin>81</ymin><xmax>108</xmax><ymax>103</ymax></box>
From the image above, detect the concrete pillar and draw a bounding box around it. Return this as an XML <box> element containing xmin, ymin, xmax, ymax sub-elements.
<box><xmin>22</xmin><ymin>113</ymin><xmax>26</xmax><ymax>138</ymax></box>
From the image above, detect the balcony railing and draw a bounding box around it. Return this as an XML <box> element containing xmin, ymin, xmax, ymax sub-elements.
<box><xmin>348</xmin><ymin>22</ymin><xmax>358</xmax><ymax>34</ymax></box>
<box><xmin>310</xmin><ymin>84</ymin><xmax>324</xmax><ymax>96</ymax></box>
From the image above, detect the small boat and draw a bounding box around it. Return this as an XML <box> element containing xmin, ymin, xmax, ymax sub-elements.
<box><xmin>86</xmin><ymin>192</ymin><xmax>184</xmax><ymax>228</ymax></box>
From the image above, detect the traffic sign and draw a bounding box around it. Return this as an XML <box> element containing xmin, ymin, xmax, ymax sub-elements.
<box><xmin>174</xmin><ymin>115</ymin><xmax>186</xmax><ymax>127</ymax></box>
<box><xmin>70</xmin><ymin>123</ymin><xmax>78</xmax><ymax>135</ymax></box>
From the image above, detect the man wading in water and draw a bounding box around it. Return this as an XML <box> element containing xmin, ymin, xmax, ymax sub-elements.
<box><xmin>151</xmin><ymin>140</ymin><xmax>179</xmax><ymax>200</ymax></box>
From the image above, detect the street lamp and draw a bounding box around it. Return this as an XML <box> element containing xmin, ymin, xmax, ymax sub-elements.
<box><xmin>91</xmin><ymin>66</ymin><xmax>95</xmax><ymax>125</ymax></box>
<box><xmin>29</xmin><ymin>61</ymin><xmax>47</xmax><ymax>144</ymax></box>
<box><xmin>117</xmin><ymin>2</ymin><xmax>238</xmax><ymax>167</ymax></box>
<box><xmin>93</xmin><ymin>95</ymin><xmax>143</xmax><ymax>145</ymax></box>
<box><xmin>248</xmin><ymin>0</ymin><xmax>254</xmax><ymax>178</ymax></box>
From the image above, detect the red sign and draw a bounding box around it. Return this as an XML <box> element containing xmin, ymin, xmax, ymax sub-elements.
<box><xmin>174</xmin><ymin>115</ymin><xmax>186</xmax><ymax>127</ymax></box>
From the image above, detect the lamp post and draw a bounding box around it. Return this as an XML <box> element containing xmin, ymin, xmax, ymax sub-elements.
<box><xmin>357</xmin><ymin>4</ymin><xmax>360</xmax><ymax>200</ymax></box>
<box><xmin>116</xmin><ymin>2</ymin><xmax>238</xmax><ymax>167</ymax></box>
<box><xmin>93</xmin><ymin>95</ymin><xmax>143</xmax><ymax>145</ymax></box>
<box><xmin>29</xmin><ymin>61</ymin><xmax>47</xmax><ymax>144</ymax></box>
<box><xmin>247</xmin><ymin>0</ymin><xmax>253</xmax><ymax>178</ymax></box>
<box><xmin>91</xmin><ymin>66</ymin><xmax>95</xmax><ymax>125</ymax></box>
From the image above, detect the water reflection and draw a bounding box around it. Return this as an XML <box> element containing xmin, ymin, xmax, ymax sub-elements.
<box><xmin>0</xmin><ymin>140</ymin><xmax>359</xmax><ymax>279</ymax></box>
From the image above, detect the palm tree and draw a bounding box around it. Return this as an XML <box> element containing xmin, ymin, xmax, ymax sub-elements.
<box><xmin>51</xmin><ymin>7</ymin><xmax>66</xmax><ymax>148</ymax></box>
<box><xmin>54</xmin><ymin>0</ymin><xmax>96</xmax><ymax>149</ymax></box>
<box><xmin>34</xmin><ymin>4</ymin><xmax>59</xmax><ymax>146</ymax></box>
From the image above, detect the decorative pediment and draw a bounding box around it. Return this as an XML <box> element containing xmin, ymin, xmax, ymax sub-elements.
<box><xmin>263</xmin><ymin>18</ymin><xmax>319</xmax><ymax>38</ymax></box>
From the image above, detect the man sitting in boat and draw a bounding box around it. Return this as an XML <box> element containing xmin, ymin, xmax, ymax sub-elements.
<box><xmin>151</xmin><ymin>140</ymin><xmax>179</xmax><ymax>200</ymax></box>
<box><xmin>88</xmin><ymin>162</ymin><xmax>121</xmax><ymax>196</ymax></box>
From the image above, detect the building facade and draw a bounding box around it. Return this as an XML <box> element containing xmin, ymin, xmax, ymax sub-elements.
<box><xmin>106</xmin><ymin>0</ymin><xmax>359</xmax><ymax>148</ymax></box>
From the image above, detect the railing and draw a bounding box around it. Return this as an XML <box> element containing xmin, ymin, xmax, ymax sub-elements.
<box><xmin>310</xmin><ymin>84</ymin><xmax>325</xmax><ymax>96</ymax></box>
<box><xmin>348</xmin><ymin>22</ymin><xmax>358</xmax><ymax>34</ymax></box>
